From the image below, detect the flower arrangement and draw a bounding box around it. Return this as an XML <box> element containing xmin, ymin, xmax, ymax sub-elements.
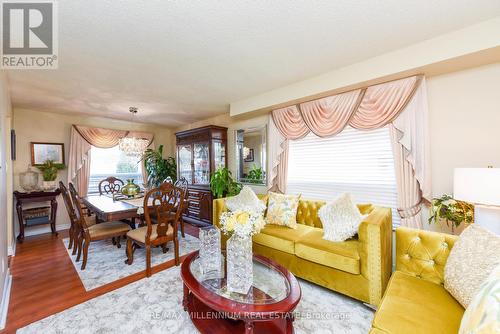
<box><xmin>428</xmin><ymin>194</ymin><xmax>474</xmax><ymax>229</ymax></box>
<box><xmin>219</xmin><ymin>210</ymin><xmax>265</xmax><ymax>238</ymax></box>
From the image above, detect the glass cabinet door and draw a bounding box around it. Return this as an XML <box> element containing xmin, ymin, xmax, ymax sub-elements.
<box><xmin>193</xmin><ymin>142</ymin><xmax>210</xmax><ymax>184</ymax></box>
<box><xmin>178</xmin><ymin>145</ymin><xmax>193</xmax><ymax>183</ymax></box>
<box><xmin>213</xmin><ymin>140</ymin><xmax>226</xmax><ymax>170</ymax></box>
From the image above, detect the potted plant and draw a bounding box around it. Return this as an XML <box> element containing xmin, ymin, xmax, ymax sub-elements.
<box><xmin>141</xmin><ymin>145</ymin><xmax>176</xmax><ymax>188</ymax></box>
<box><xmin>247</xmin><ymin>165</ymin><xmax>264</xmax><ymax>184</ymax></box>
<box><xmin>428</xmin><ymin>194</ymin><xmax>474</xmax><ymax>233</ymax></box>
<box><xmin>210</xmin><ymin>167</ymin><xmax>242</xmax><ymax>199</ymax></box>
<box><xmin>36</xmin><ymin>160</ymin><xmax>66</xmax><ymax>190</ymax></box>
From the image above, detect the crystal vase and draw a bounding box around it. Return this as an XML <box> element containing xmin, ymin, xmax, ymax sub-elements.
<box><xmin>199</xmin><ymin>226</ymin><xmax>223</xmax><ymax>279</ymax></box>
<box><xmin>226</xmin><ymin>234</ymin><xmax>253</xmax><ymax>294</ymax></box>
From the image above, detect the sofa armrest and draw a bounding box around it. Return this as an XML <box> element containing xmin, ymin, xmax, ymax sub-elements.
<box><xmin>358</xmin><ymin>206</ymin><xmax>393</xmax><ymax>306</ymax></box>
<box><xmin>395</xmin><ymin>227</ymin><xmax>458</xmax><ymax>285</ymax></box>
<box><xmin>212</xmin><ymin>197</ymin><xmax>229</xmax><ymax>248</ymax></box>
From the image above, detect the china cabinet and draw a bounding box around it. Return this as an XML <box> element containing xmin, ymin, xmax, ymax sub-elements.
<box><xmin>176</xmin><ymin>125</ymin><xmax>228</xmax><ymax>226</ymax></box>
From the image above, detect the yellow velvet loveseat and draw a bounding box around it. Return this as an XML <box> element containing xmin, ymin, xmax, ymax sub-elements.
<box><xmin>213</xmin><ymin>196</ymin><xmax>393</xmax><ymax>306</ymax></box>
<box><xmin>369</xmin><ymin>227</ymin><xmax>465</xmax><ymax>334</ymax></box>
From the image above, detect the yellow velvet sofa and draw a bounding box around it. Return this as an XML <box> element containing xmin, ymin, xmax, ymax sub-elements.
<box><xmin>369</xmin><ymin>227</ymin><xmax>465</xmax><ymax>334</ymax></box>
<box><xmin>213</xmin><ymin>195</ymin><xmax>393</xmax><ymax>306</ymax></box>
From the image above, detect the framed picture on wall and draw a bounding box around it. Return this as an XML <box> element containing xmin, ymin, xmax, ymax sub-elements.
<box><xmin>244</xmin><ymin>148</ymin><xmax>254</xmax><ymax>162</ymax></box>
<box><xmin>31</xmin><ymin>142</ymin><xmax>65</xmax><ymax>166</ymax></box>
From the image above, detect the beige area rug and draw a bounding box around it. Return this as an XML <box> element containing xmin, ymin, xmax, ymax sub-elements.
<box><xmin>18</xmin><ymin>266</ymin><xmax>374</xmax><ymax>334</ymax></box>
<box><xmin>62</xmin><ymin>233</ymin><xmax>200</xmax><ymax>290</ymax></box>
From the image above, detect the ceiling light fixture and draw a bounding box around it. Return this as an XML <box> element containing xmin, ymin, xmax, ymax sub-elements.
<box><xmin>118</xmin><ymin>107</ymin><xmax>149</xmax><ymax>157</ymax></box>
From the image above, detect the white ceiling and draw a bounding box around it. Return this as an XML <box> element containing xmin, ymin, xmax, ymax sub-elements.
<box><xmin>7</xmin><ymin>0</ymin><xmax>500</xmax><ymax>127</ymax></box>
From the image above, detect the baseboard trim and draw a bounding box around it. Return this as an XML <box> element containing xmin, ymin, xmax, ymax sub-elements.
<box><xmin>0</xmin><ymin>269</ymin><xmax>12</xmax><ymax>330</ymax></box>
<box><xmin>7</xmin><ymin>245</ymin><xmax>14</xmax><ymax>257</ymax></box>
<box><xmin>23</xmin><ymin>223</ymin><xmax>71</xmax><ymax>237</ymax></box>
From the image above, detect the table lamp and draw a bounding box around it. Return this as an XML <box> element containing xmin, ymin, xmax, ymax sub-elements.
<box><xmin>454</xmin><ymin>168</ymin><xmax>500</xmax><ymax>234</ymax></box>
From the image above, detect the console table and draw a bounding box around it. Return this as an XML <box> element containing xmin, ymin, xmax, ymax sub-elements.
<box><xmin>14</xmin><ymin>190</ymin><xmax>61</xmax><ymax>243</ymax></box>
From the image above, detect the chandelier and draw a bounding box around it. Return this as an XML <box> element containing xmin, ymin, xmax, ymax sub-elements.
<box><xmin>118</xmin><ymin>107</ymin><xmax>150</xmax><ymax>157</ymax></box>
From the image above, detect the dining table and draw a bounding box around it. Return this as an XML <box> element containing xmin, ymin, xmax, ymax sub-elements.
<box><xmin>82</xmin><ymin>194</ymin><xmax>151</xmax><ymax>228</ymax></box>
<box><xmin>82</xmin><ymin>194</ymin><xmax>188</xmax><ymax>233</ymax></box>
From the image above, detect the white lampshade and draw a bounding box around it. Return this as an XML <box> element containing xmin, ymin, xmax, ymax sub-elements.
<box><xmin>454</xmin><ymin>168</ymin><xmax>500</xmax><ymax>206</ymax></box>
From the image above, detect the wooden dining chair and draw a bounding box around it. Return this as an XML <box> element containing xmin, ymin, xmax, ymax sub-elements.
<box><xmin>59</xmin><ymin>181</ymin><xmax>78</xmax><ymax>252</ymax></box>
<box><xmin>61</xmin><ymin>182</ymin><xmax>99</xmax><ymax>256</ymax></box>
<box><xmin>174</xmin><ymin>177</ymin><xmax>189</xmax><ymax>238</ymax></box>
<box><xmin>126</xmin><ymin>182</ymin><xmax>186</xmax><ymax>277</ymax></box>
<box><xmin>98</xmin><ymin>176</ymin><xmax>124</xmax><ymax>195</ymax></box>
<box><xmin>69</xmin><ymin>183</ymin><xmax>131</xmax><ymax>270</ymax></box>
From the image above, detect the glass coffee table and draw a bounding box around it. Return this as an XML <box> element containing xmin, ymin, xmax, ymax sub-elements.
<box><xmin>181</xmin><ymin>251</ymin><xmax>301</xmax><ymax>334</ymax></box>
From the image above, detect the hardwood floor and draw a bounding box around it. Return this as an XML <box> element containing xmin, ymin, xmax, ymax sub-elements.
<box><xmin>2</xmin><ymin>225</ymin><xmax>199</xmax><ymax>334</ymax></box>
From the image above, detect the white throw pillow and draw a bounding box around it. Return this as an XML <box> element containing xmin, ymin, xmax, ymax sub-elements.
<box><xmin>444</xmin><ymin>225</ymin><xmax>500</xmax><ymax>308</ymax></box>
<box><xmin>225</xmin><ymin>186</ymin><xmax>266</xmax><ymax>214</ymax></box>
<box><xmin>318</xmin><ymin>193</ymin><xmax>367</xmax><ymax>242</ymax></box>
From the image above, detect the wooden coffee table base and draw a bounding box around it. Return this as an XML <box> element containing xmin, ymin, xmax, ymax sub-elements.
<box><xmin>183</xmin><ymin>286</ymin><xmax>294</xmax><ymax>334</ymax></box>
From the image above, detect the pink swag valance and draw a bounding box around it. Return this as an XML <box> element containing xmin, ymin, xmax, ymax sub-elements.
<box><xmin>272</xmin><ymin>76</ymin><xmax>421</xmax><ymax>139</ymax></box>
<box><xmin>299</xmin><ymin>89</ymin><xmax>362</xmax><ymax>137</ymax></box>
<box><xmin>73</xmin><ymin>125</ymin><xmax>154</xmax><ymax>148</ymax></box>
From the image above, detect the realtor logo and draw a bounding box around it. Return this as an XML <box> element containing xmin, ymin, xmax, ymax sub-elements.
<box><xmin>1</xmin><ymin>0</ymin><xmax>58</xmax><ymax>69</ymax></box>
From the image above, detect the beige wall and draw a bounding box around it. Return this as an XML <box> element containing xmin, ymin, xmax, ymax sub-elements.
<box><xmin>12</xmin><ymin>109</ymin><xmax>174</xmax><ymax>236</ymax></box>
<box><xmin>427</xmin><ymin>62</ymin><xmax>500</xmax><ymax>196</ymax></box>
<box><xmin>0</xmin><ymin>73</ymin><xmax>13</xmax><ymax>324</ymax></box>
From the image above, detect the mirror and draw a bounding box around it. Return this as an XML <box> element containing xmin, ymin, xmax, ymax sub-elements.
<box><xmin>235</xmin><ymin>126</ymin><xmax>266</xmax><ymax>185</ymax></box>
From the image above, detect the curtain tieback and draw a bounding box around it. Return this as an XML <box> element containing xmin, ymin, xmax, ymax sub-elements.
<box><xmin>397</xmin><ymin>202</ymin><xmax>422</xmax><ymax>219</ymax></box>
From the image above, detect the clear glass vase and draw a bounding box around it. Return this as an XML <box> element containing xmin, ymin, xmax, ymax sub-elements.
<box><xmin>199</xmin><ymin>226</ymin><xmax>223</xmax><ymax>279</ymax></box>
<box><xmin>226</xmin><ymin>234</ymin><xmax>253</xmax><ymax>294</ymax></box>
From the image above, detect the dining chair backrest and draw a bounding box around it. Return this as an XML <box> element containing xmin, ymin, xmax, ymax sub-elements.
<box><xmin>174</xmin><ymin>177</ymin><xmax>188</xmax><ymax>193</ymax></box>
<box><xmin>59</xmin><ymin>181</ymin><xmax>77</xmax><ymax>223</ymax></box>
<box><xmin>98</xmin><ymin>176</ymin><xmax>124</xmax><ymax>195</ymax></box>
<box><xmin>68</xmin><ymin>182</ymin><xmax>91</xmax><ymax>231</ymax></box>
<box><xmin>143</xmin><ymin>182</ymin><xmax>185</xmax><ymax>243</ymax></box>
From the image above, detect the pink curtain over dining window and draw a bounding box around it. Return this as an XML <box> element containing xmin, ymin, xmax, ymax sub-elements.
<box><xmin>69</xmin><ymin>125</ymin><xmax>154</xmax><ymax>195</ymax></box>
<box><xmin>299</xmin><ymin>89</ymin><xmax>362</xmax><ymax>137</ymax></box>
<box><xmin>68</xmin><ymin>126</ymin><xmax>92</xmax><ymax>196</ymax></box>
<box><xmin>74</xmin><ymin>125</ymin><xmax>128</xmax><ymax>148</ymax></box>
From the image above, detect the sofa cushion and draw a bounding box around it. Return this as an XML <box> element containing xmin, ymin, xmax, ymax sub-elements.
<box><xmin>372</xmin><ymin>271</ymin><xmax>464</xmax><ymax>334</ymax></box>
<box><xmin>294</xmin><ymin>228</ymin><xmax>361</xmax><ymax>274</ymax></box>
<box><xmin>319</xmin><ymin>193</ymin><xmax>367</xmax><ymax>242</ymax></box>
<box><xmin>225</xmin><ymin>186</ymin><xmax>266</xmax><ymax>214</ymax></box>
<box><xmin>444</xmin><ymin>225</ymin><xmax>500</xmax><ymax>308</ymax></box>
<box><xmin>253</xmin><ymin>224</ymin><xmax>314</xmax><ymax>254</ymax></box>
<box><xmin>265</xmin><ymin>192</ymin><xmax>301</xmax><ymax>229</ymax></box>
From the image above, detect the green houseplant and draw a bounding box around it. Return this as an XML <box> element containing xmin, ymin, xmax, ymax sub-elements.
<box><xmin>247</xmin><ymin>165</ymin><xmax>264</xmax><ymax>184</ymax></box>
<box><xmin>210</xmin><ymin>167</ymin><xmax>242</xmax><ymax>199</ymax></box>
<box><xmin>141</xmin><ymin>145</ymin><xmax>177</xmax><ymax>188</ymax></box>
<box><xmin>36</xmin><ymin>160</ymin><xmax>66</xmax><ymax>190</ymax></box>
<box><xmin>428</xmin><ymin>194</ymin><xmax>474</xmax><ymax>233</ymax></box>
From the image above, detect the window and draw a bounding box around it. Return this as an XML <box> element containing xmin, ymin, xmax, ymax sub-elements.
<box><xmin>88</xmin><ymin>145</ymin><xmax>143</xmax><ymax>194</ymax></box>
<box><xmin>287</xmin><ymin>126</ymin><xmax>399</xmax><ymax>226</ymax></box>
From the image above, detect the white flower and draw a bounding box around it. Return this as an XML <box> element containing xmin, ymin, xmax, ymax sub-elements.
<box><xmin>442</xmin><ymin>199</ymin><xmax>456</xmax><ymax>206</ymax></box>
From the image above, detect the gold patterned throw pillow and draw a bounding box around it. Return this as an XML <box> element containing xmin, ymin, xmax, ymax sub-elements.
<box><xmin>459</xmin><ymin>264</ymin><xmax>500</xmax><ymax>334</ymax></box>
<box><xmin>444</xmin><ymin>225</ymin><xmax>500</xmax><ymax>308</ymax></box>
<box><xmin>265</xmin><ymin>192</ymin><xmax>301</xmax><ymax>229</ymax></box>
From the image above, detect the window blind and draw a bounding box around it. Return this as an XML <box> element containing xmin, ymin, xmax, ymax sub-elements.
<box><xmin>287</xmin><ymin>126</ymin><xmax>400</xmax><ymax>226</ymax></box>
